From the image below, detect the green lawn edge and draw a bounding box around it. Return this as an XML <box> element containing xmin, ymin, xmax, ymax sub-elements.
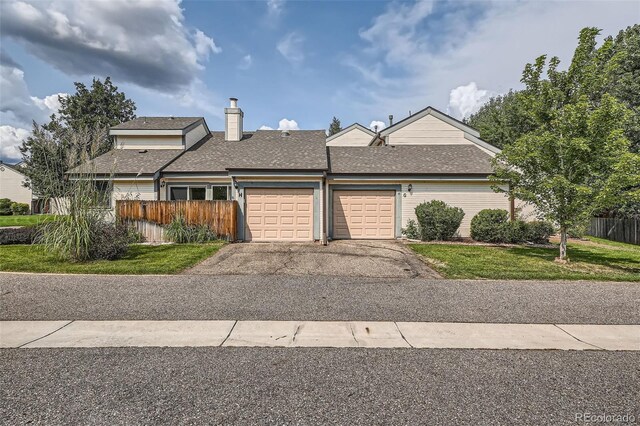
<box><xmin>0</xmin><ymin>215</ymin><xmax>56</xmax><ymax>227</ymax></box>
<box><xmin>409</xmin><ymin>240</ymin><xmax>640</xmax><ymax>282</ymax></box>
<box><xmin>0</xmin><ymin>242</ymin><xmax>224</xmax><ymax>275</ymax></box>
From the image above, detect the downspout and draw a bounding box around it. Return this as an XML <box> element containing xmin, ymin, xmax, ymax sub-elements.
<box><xmin>322</xmin><ymin>170</ymin><xmax>328</xmax><ymax>245</ymax></box>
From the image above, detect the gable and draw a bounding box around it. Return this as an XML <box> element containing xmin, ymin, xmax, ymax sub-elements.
<box><xmin>326</xmin><ymin>124</ymin><xmax>375</xmax><ymax>146</ymax></box>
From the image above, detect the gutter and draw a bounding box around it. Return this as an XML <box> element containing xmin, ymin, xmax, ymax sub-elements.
<box><xmin>322</xmin><ymin>170</ymin><xmax>328</xmax><ymax>245</ymax></box>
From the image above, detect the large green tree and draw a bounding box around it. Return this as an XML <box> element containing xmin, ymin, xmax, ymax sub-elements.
<box><xmin>19</xmin><ymin>77</ymin><xmax>136</xmax><ymax>197</ymax></box>
<box><xmin>493</xmin><ymin>28</ymin><xmax>637</xmax><ymax>261</ymax></box>
<box><xmin>328</xmin><ymin>116</ymin><xmax>342</xmax><ymax>136</ymax></box>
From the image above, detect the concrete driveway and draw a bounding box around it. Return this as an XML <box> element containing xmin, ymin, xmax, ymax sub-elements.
<box><xmin>185</xmin><ymin>240</ymin><xmax>439</xmax><ymax>278</ymax></box>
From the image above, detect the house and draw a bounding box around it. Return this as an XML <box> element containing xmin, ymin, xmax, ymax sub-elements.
<box><xmin>0</xmin><ymin>161</ymin><xmax>33</xmax><ymax>211</ymax></box>
<box><xmin>74</xmin><ymin>98</ymin><xmax>518</xmax><ymax>241</ymax></box>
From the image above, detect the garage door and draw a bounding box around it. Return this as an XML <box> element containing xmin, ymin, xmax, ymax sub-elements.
<box><xmin>332</xmin><ymin>190</ymin><xmax>395</xmax><ymax>239</ymax></box>
<box><xmin>245</xmin><ymin>188</ymin><xmax>314</xmax><ymax>242</ymax></box>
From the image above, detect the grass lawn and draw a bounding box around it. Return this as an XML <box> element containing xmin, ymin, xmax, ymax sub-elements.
<box><xmin>409</xmin><ymin>237</ymin><xmax>640</xmax><ymax>281</ymax></box>
<box><xmin>0</xmin><ymin>243</ymin><xmax>224</xmax><ymax>274</ymax></box>
<box><xmin>0</xmin><ymin>215</ymin><xmax>56</xmax><ymax>227</ymax></box>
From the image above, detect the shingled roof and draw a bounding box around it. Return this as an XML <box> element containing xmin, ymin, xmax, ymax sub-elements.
<box><xmin>68</xmin><ymin>149</ymin><xmax>184</xmax><ymax>176</ymax></box>
<box><xmin>111</xmin><ymin>117</ymin><xmax>203</xmax><ymax>131</ymax></box>
<box><xmin>328</xmin><ymin>145</ymin><xmax>494</xmax><ymax>175</ymax></box>
<box><xmin>164</xmin><ymin>130</ymin><xmax>328</xmax><ymax>172</ymax></box>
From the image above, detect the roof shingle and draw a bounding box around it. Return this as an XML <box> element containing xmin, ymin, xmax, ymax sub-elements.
<box><xmin>328</xmin><ymin>145</ymin><xmax>494</xmax><ymax>175</ymax></box>
<box><xmin>69</xmin><ymin>149</ymin><xmax>184</xmax><ymax>176</ymax></box>
<box><xmin>111</xmin><ymin>117</ymin><xmax>203</xmax><ymax>131</ymax></box>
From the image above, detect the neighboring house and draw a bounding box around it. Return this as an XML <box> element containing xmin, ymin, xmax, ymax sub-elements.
<box><xmin>0</xmin><ymin>161</ymin><xmax>33</xmax><ymax>210</ymax></box>
<box><xmin>72</xmin><ymin>98</ymin><xmax>520</xmax><ymax>241</ymax></box>
<box><xmin>325</xmin><ymin>123</ymin><xmax>375</xmax><ymax>146</ymax></box>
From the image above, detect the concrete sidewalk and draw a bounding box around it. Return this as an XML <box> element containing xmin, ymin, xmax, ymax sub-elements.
<box><xmin>2</xmin><ymin>321</ymin><xmax>638</xmax><ymax>350</ymax></box>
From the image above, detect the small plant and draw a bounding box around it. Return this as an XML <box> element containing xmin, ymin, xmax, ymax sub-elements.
<box><xmin>470</xmin><ymin>209</ymin><xmax>511</xmax><ymax>243</ymax></box>
<box><xmin>10</xmin><ymin>202</ymin><xmax>30</xmax><ymax>215</ymax></box>
<box><xmin>89</xmin><ymin>223</ymin><xmax>139</xmax><ymax>260</ymax></box>
<box><xmin>414</xmin><ymin>200</ymin><xmax>465</xmax><ymax>241</ymax></box>
<box><xmin>402</xmin><ymin>219</ymin><xmax>420</xmax><ymax>239</ymax></box>
<box><xmin>0</xmin><ymin>198</ymin><xmax>11</xmax><ymax>215</ymax></box>
<box><xmin>165</xmin><ymin>212</ymin><xmax>217</xmax><ymax>243</ymax></box>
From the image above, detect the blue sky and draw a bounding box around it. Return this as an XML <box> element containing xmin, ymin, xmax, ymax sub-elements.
<box><xmin>1</xmin><ymin>0</ymin><xmax>638</xmax><ymax>161</ymax></box>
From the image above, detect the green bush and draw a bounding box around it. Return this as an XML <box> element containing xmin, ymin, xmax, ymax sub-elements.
<box><xmin>0</xmin><ymin>198</ymin><xmax>12</xmax><ymax>215</ymax></box>
<box><xmin>507</xmin><ymin>220</ymin><xmax>529</xmax><ymax>243</ymax></box>
<box><xmin>414</xmin><ymin>200</ymin><xmax>465</xmax><ymax>241</ymax></box>
<box><xmin>89</xmin><ymin>223</ymin><xmax>139</xmax><ymax>260</ymax></box>
<box><xmin>10</xmin><ymin>202</ymin><xmax>29</xmax><ymax>215</ymax></box>
<box><xmin>470</xmin><ymin>209</ymin><xmax>511</xmax><ymax>243</ymax></box>
<box><xmin>165</xmin><ymin>213</ymin><xmax>217</xmax><ymax>243</ymax></box>
<box><xmin>402</xmin><ymin>219</ymin><xmax>420</xmax><ymax>239</ymax></box>
<box><xmin>525</xmin><ymin>221</ymin><xmax>555</xmax><ymax>244</ymax></box>
<box><xmin>0</xmin><ymin>226</ymin><xmax>40</xmax><ymax>245</ymax></box>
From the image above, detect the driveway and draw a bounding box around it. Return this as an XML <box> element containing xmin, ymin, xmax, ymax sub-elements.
<box><xmin>185</xmin><ymin>240</ymin><xmax>439</xmax><ymax>278</ymax></box>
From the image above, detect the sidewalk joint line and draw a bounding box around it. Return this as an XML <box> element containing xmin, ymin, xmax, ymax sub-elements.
<box><xmin>219</xmin><ymin>320</ymin><xmax>238</xmax><ymax>347</ymax></box>
<box><xmin>553</xmin><ymin>324</ymin><xmax>605</xmax><ymax>350</ymax></box>
<box><xmin>394</xmin><ymin>322</ymin><xmax>414</xmax><ymax>348</ymax></box>
<box><xmin>18</xmin><ymin>320</ymin><xmax>75</xmax><ymax>348</ymax></box>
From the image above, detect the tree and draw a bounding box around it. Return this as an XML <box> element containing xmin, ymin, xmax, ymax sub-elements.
<box><xmin>492</xmin><ymin>28</ymin><xmax>636</xmax><ymax>261</ymax></box>
<box><xmin>328</xmin><ymin>116</ymin><xmax>342</xmax><ymax>136</ymax></box>
<box><xmin>19</xmin><ymin>77</ymin><xmax>136</xmax><ymax>196</ymax></box>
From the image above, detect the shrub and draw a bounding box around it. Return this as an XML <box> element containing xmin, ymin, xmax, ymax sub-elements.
<box><xmin>507</xmin><ymin>220</ymin><xmax>529</xmax><ymax>243</ymax></box>
<box><xmin>525</xmin><ymin>221</ymin><xmax>555</xmax><ymax>244</ymax></box>
<box><xmin>10</xmin><ymin>202</ymin><xmax>29</xmax><ymax>215</ymax></box>
<box><xmin>402</xmin><ymin>219</ymin><xmax>420</xmax><ymax>240</ymax></box>
<box><xmin>89</xmin><ymin>223</ymin><xmax>139</xmax><ymax>260</ymax></box>
<box><xmin>470</xmin><ymin>209</ymin><xmax>511</xmax><ymax>243</ymax></box>
<box><xmin>414</xmin><ymin>200</ymin><xmax>465</xmax><ymax>241</ymax></box>
<box><xmin>165</xmin><ymin>213</ymin><xmax>217</xmax><ymax>243</ymax></box>
<box><xmin>0</xmin><ymin>226</ymin><xmax>40</xmax><ymax>245</ymax></box>
<box><xmin>0</xmin><ymin>198</ymin><xmax>12</xmax><ymax>215</ymax></box>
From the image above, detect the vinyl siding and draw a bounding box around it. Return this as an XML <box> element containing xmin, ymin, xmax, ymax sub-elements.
<box><xmin>401</xmin><ymin>182</ymin><xmax>510</xmax><ymax>237</ymax></box>
<box><xmin>185</xmin><ymin>123</ymin><xmax>208</xmax><ymax>149</ymax></box>
<box><xmin>115</xmin><ymin>135</ymin><xmax>183</xmax><ymax>150</ymax></box>
<box><xmin>0</xmin><ymin>166</ymin><xmax>32</xmax><ymax>205</ymax></box>
<box><xmin>387</xmin><ymin>114</ymin><xmax>474</xmax><ymax>146</ymax></box>
<box><xmin>326</xmin><ymin>128</ymin><xmax>373</xmax><ymax>146</ymax></box>
<box><xmin>112</xmin><ymin>180</ymin><xmax>156</xmax><ymax>206</ymax></box>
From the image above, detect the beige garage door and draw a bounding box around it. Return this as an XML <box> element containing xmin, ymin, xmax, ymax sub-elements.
<box><xmin>245</xmin><ymin>188</ymin><xmax>314</xmax><ymax>242</ymax></box>
<box><xmin>332</xmin><ymin>190</ymin><xmax>395</xmax><ymax>239</ymax></box>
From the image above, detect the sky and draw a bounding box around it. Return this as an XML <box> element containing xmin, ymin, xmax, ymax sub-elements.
<box><xmin>0</xmin><ymin>0</ymin><xmax>638</xmax><ymax>162</ymax></box>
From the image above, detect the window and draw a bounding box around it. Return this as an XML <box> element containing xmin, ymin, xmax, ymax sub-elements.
<box><xmin>190</xmin><ymin>187</ymin><xmax>206</xmax><ymax>200</ymax></box>
<box><xmin>170</xmin><ymin>187</ymin><xmax>188</xmax><ymax>201</ymax></box>
<box><xmin>211</xmin><ymin>186</ymin><xmax>229</xmax><ymax>201</ymax></box>
<box><xmin>95</xmin><ymin>181</ymin><xmax>111</xmax><ymax>208</ymax></box>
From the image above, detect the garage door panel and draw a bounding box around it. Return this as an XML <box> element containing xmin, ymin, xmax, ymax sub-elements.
<box><xmin>246</xmin><ymin>188</ymin><xmax>314</xmax><ymax>242</ymax></box>
<box><xmin>332</xmin><ymin>190</ymin><xmax>395</xmax><ymax>239</ymax></box>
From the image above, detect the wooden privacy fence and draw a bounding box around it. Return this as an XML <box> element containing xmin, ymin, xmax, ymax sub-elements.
<box><xmin>588</xmin><ymin>217</ymin><xmax>639</xmax><ymax>245</ymax></box>
<box><xmin>116</xmin><ymin>200</ymin><xmax>238</xmax><ymax>242</ymax></box>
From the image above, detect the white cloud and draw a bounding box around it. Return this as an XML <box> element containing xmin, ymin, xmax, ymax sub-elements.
<box><xmin>0</xmin><ymin>0</ymin><xmax>221</xmax><ymax>91</ymax></box>
<box><xmin>340</xmin><ymin>1</ymin><xmax>638</xmax><ymax>122</ymax></box>
<box><xmin>448</xmin><ymin>82</ymin><xmax>492</xmax><ymax>119</ymax></box>
<box><xmin>267</xmin><ymin>0</ymin><xmax>285</xmax><ymax>18</ymax></box>
<box><xmin>277</xmin><ymin>32</ymin><xmax>304</xmax><ymax>65</ymax></box>
<box><xmin>277</xmin><ymin>118</ymin><xmax>299</xmax><ymax>131</ymax></box>
<box><xmin>194</xmin><ymin>29</ymin><xmax>221</xmax><ymax>59</ymax></box>
<box><xmin>258</xmin><ymin>125</ymin><xmax>273</xmax><ymax>130</ymax></box>
<box><xmin>238</xmin><ymin>54</ymin><xmax>252</xmax><ymax>70</ymax></box>
<box><xmin>369</xmin><ymin>120</ymin><xmax>386</xmax><ymax>132</ymax></box>
<box><xmin>0</xmin><ymin>125</ymin><xmax>30</xmax><ymax>161</ymax></box>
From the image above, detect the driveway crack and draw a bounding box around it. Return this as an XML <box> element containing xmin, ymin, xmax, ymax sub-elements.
<box><xmin>394</xmin><ymin>322</ymin><xmax>414</xmax><ymax>348</ymax></box>
<box><xmin>219</xmin><ymin>320</ymin><xmax>238</xmax><ymax>347</ymax></box>
<box><xmin>553</xmin><ymin>324</ymin><xmax>604</xmax><ymax>350</ymax></box>
<box><xmin>348</xmin><ymin>323</ymin><xmax>359</xmax><ymax>347</ymax></box>
<box><xmin>18</xmin><ymin>320</ymin><xmax>74</xmax><ymax>348</ymax></box>
<box><xmin>292</xmin><ymin>324</ymin><xmax>301</xmax><ymax>344</ymax></box>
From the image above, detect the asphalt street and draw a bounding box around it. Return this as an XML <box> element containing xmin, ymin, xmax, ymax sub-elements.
<box><xmin>2</xmin><ymin>273</ymin><xmax>639</xmax><ymax>324</ymax></box>
<box><xmin>1</xmin><ymin>347</ymin><xmax>638</xmax><ymax>425</ymax></box>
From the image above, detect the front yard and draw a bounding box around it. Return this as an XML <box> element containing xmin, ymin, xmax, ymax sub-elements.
<box><xmin>0</xmin><ymin>215</ymin><xmax>56</xmax><ymax>227</ymax></box>
<box><xmin>409</xmin><ymin>237</ymin><xmax>640</xmax><ymax>281</ymax></box>
<box><xmin>0</xmin><ymin>243</ymin><xmax>224</xmax><ymax>275</ymax></box>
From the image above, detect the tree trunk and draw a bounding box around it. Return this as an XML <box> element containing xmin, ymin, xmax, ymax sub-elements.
<box><xmin>556</xmin><ymin>227</ymin><xmax>569</xmax><ymax>263</ymax></box>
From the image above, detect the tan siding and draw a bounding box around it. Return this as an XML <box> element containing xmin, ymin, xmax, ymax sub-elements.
<box><xmin>112</xmin><ymin>180</ymin><xmax>156</xmax><ymax>206</ymax></box>
<box><xmin>116</xmin><ymin>135</ymin><xmax>183</xmax><ymax>150</ymax></box>
<box><xmin>0</xmin><ymin>166</ymin><xmax>32</xmax><ymax>205</ymax></box>
<box><xmin>401</xmin><ymin>182</ymin><xmax>510</xmax><ymax>237</ymax></box>
<box><xmin>326</xmin><ymin>128</ymin><xmax>373</xmax><ymax>146</ymax></box>
<box><xmin>388</xmin><ymin>114</ymin><xmax>473</xmax><ymax>146</ymax></box>
<box><xmin>185</xmin><ymin>123</ymin><xmax>207</xmax><ymax>149</ymax></box>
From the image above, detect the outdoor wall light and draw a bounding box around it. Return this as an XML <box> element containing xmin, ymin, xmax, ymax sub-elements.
<box><xmin>408</xmin><ymin>184</ymin><xmax>413</xmax><ymax>193</ymax></box>
<box><xmin>160</xmin><ymin>179</ymin><xmax>166</xmax><ymax>188</ymax></box>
